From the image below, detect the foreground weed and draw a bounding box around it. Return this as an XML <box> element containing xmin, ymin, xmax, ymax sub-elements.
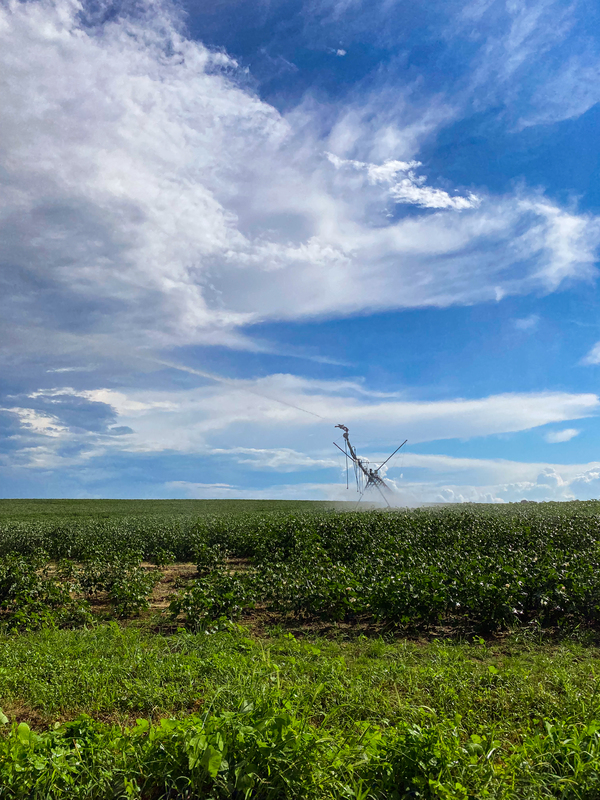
<box><xmin>3</xmin><ymin>703</ymin><xmax>600</xmax><ymax>798</ymax></box>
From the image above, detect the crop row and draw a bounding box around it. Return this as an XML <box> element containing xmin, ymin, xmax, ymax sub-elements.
<box><xmin>3</xmin><ymin>503</ymin><xmax>600</xmax><ymax>631</ymax></box>
<box><xmin>0</xmin><ymin>553</ymin><xmax>161</xmax><ymax>630</ymax></box>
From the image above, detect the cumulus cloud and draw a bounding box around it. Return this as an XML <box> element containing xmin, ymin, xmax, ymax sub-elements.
<box><xmin>380</xmin><ymin>453</ymin><xmax>600</xmax><ymax>504</ymax></box>
<box><xmin>1</xmin><ymin>0</ymin><xmax>599</xmax><ymax>380</ymax></box>
<box><xmin>394</xmin><ymin>466</ymin><xmax>600</xmax><ymax>505</ymax></box>
<box><xmin>382</xmin><ymin>454</ymin><xmax>600</xmax><ymax>504</ymax></box>
<box><xmin>166</xmin><ymin>454</ymin><xmax>600</xmax><ymax>504</ymax></box>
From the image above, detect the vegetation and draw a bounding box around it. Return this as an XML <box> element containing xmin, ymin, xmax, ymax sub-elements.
<box><xmin>2</xmin><ymin>499</ymin><xmax>600</xmax><ymax>797</ymax></box>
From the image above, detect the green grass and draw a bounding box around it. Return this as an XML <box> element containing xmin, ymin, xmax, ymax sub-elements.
<box><xmin>1</xmin><ymin>624</ymin><xmax>600</xmax><ymax>734</ymax></box>
<box><xmin>3</xmin><ymin>624</ymin><xmax>600</xmax><ymax>797</ymax></box>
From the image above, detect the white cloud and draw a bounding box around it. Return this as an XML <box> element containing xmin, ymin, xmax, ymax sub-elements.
<box><xmin>544</xmin><ymin>428</ymin><xmax>580</xmax><ymax>443</ymax></box>
<box><xmin>29</xmin><ymin>387</ymin><xmax>174</xmax><ymax>414</ymax></box>
<box><xmin>2</xmin><ymin>0</ymin><xmax>599</xmax><ymax>501</ymax></box>
<box><xmin>16</xmin><ymin>378</ymin><xmax>599</xmax><ymax>459</ymax></box>
<box><xmin>514</xmin><ymin>314</ymin><xmax>540</xmax><ymax>331</ymax></box>
<box><xmin>384</xmin><ymin>455</ymin><xmax>600</xmax><ymax>504</ymax></box>
<box><xmin>46</xmin><ymin>366</ymin><xmax>96</xmax><ymax>373</ymax></box>
<box><xmin>167</xmin><ymin>455</ymin><xmax>600</xmax><ymax>504</ymax></box>
<box><xmin>582</xmin><ymin>341</ymin><xmax>600</xmax><ymax>365</ymax></box>
<box><xmin>165</xmin><ymin>480</ymin><xmax>343</xmax><ymax>501</ymax></box>
<box><xmin>1</xmin><ymin>0</ymin><xmax>599</xmax><ymax>375</ymax></box>
<box><xmin>210</xmin><ymin>447</ymin><xmax>339</xmax><ymax>471</ymax></box>
<box><xmin>5</xmin><ymin>378</ymin><xmax>600</xmax><ymax>502</ymax></box>
<box><xmin>387</xmin><ymin>453</ymin><xmax>600</xmax><ymax>495</ymax></box>
<box><xmin>1</xmin><ymin>407</ymin><xmax>67</xmax><ymax>438</ymax></box>
<box><xmin>464</xmin><ymin>0</ymin><xmax>573</xmax><ymax>89</ymax></box>
<box><xmin>326</xmin><ymin>153</ymin><xmax>480</xmax><ymax>209</ymax></box>
<box><xmin>170</xmin><ymin>454</ymin><xmax>600</xmax><ymax>504</ymax></box>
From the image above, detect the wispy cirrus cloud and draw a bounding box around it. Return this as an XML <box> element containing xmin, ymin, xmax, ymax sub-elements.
<box><xmin>459</xmin><ymin>0</ymin><xmax>600</xmax><ymax>128</ymax></box>
<box><xmin>522</xmin><ymin>51</ymin><xmax>600</xmax><ymax>127</ymax></box>
<box><xmin>210</xmin><ymin>447</ymin><xmax>339</xmax><ymax>471</ymax></box>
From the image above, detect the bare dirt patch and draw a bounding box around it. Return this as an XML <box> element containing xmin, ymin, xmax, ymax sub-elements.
<box><xmin>144</xmin><ymin>562</ymin><xmax>197</xmax><ymax>609</ymax></box>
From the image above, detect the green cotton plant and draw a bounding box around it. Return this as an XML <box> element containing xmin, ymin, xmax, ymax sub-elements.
<box><xmin>79</xmin><ymin>549</ymin><xmax>144</xmax><ymax>594</ymax></box>
<box><xmin>108</xmin><ymin>566</ymin><xmax>162</xmax><ymax>618</ymax></box>
<box><xmin>148</xmin><ymin>547</ymin><xmax>176</xmax><ymax>567</ymax></box>
<box><xmin>169</xmin><ymin>571</ymin><xmax>254</xmax><ymax>631</ymax></box>
<box><xmin>257</xmin><ymin>556</ymin><xmax>367</xmax><ymax>621</ymax></box>
<box><xmin>193</xmin><ymin>540</ymin><xmax>228</xmax><ymax>575</ymax></box>
<box><xmin>0</xmin><ymin>552</ymin><xmax>47</xmax><ymax>606</ymax></box>
<box><xmin>0</xmin><ymin>553</ymin><xmax>92</xmax><ymax>631</ymax></box>
<box><xmin>78</xmin><ymin>554</ymin><xmax>161</xmax><ymax>617</ymax></box>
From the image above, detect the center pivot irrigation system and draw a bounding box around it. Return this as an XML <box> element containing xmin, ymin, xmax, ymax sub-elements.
<box><xmin>334</xmin><ymin>424</ymin><xmax>407</xmax><ymax>507</ymax></box>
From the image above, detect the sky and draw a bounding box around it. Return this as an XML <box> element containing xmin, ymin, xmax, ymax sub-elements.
<box><xmin>2</xmin><ymin>0</ymin><xmax>600</xmax><ymax>503</ymax></box>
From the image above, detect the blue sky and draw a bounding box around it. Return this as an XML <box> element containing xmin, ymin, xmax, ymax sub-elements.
<box><xmin>3</xmin><ymin>0</ymin><xmax>600</xmax><ymax>502</ymax></box>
